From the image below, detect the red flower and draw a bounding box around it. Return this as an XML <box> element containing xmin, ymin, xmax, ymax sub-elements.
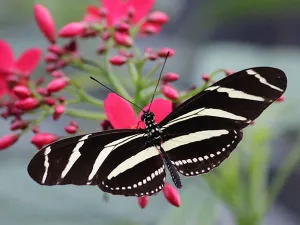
<box><xmin>104</xmin><ymin>93</ymin><xmax>172</xmax><ymax>129</ymax></box>
<box><xmin>84</xmin><ymin>0</ymin><xmax>167</xmax><ymax>34</ymax></box>
<box><xmin>0</xmin><ymin>40</ymin><xmax>42</xmax><ymax>99</ymax></box>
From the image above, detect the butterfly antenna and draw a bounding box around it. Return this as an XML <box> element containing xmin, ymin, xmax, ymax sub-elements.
<box><xmin>148</xmin><ymin>51</ymin><xmax>170</xmax><ymax>111</ymax></box>
<box><xmin>90</xmin><ymin>77</ymin><xmax>145</xmax><ymax>112</ymax></box>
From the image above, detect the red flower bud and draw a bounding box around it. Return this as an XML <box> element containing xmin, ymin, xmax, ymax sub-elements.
<box><xmin>224</xmin><ymin>69</ymin><xmax>235</xmax><ymax>76</ymax></box>
<box><xmin>276</xmin><ymin>95</ymin><xmax>285</xmax><ymax>102</ymax></box>
<box><xmin>157</xmin><ymin>48</ymin><xmax>176</xmax><ymax>57</ymax></box>
<box><xmin>46</xmin><ymin>64</ymin><xmax>57</xmax><ymax>73</ymax></box>
<box><xmin>47</xmin><ymin>77</ymin><xmax>69</xmax><ymax>93</ymax></box>
<box><xmin>114</xmin><ymin>22</ymin><xmax>130</xmax><ymax>32</ymax></box>
<box><xmin>37</xmin><ymin>87</ymin><xmax>49</xmax><ymax>96</ymax></box>
<box><xmin>13</xmin><ymin>85</ymin><xmax>32</xmax><ymax>99</ymax></box>
<box><xmin>1</xmin><ymin>112</ymin><xmax>9</xmax><ymax>119</ymax></box>
<box><xmin>43</xmin><ymin>97</ymin><xmax>56</xmax><ymax>106</ymax></box>
<box><xmin>70</xmin><ymin>120</ymin><xmax>79</xmax><ymax>128</ymax></box>
<box><xmin>51</xmin><ymin>70</ymin><xmax>65</xmax><ymax>78</ymax></box>
<box><xmin>101</xmin><ymin>120</ymin><xmax>112</xmax><ymax>131</ymax></box>
<box><xmin>63</xmin><ymin>40</ymin><xmax>77</xmax><ymax>52</ymax></box>
<box><xmin>58</xmin><ymin>96</ymin><xmax>66</xmax><ymax>103</ymax></box>
<box><xmin>162</xmin><ymin>182</ymin><xmax>181</xmax><ymax>207</ymax></box>
<box><xmin>138</xmin><ymin>196</ymin><xmax>149</xmax><ymax>209</ymax></box>
<box><xmin>147</xmin><ymin>53</ymin><xmax>158</xmax><ymax>61</ymax></box>
<box><xmin>114</xmin><ymin>32</ymin><xmax>132</xmax><ymax>47</ymax></box>
<box><xmin>65</xmin><ymin>125</ymin><xmax>78</xmax><ymax>134</ymax></box>
<box><xmin>162</xmin><ymin>72</ymin><xmax>179</xmax><ymax>82</ymax></box>
<box><xmin>0</xmin><ymin>133</ymin><xmax>19</xmax><ymax>150</ymax></box>
<box><xmin>101</xmin><ymin>31</ymin><xmax>111</xmax><ymax>41</ymax></box>
<box><xmin>34</xmin><ymin>4</ymin><xmax>56</xmax><ymax>43</ymax></box>
<box><xmin>161</xmin><ymin>84</ymin><xmax>178</xmax><ymax>100</ymax></box>
<box><xmin>53</xmin><ymin>104</ymin><xmax>65</xmax><ymax>120</ymax></box>
<box><xmin>202</xmin><ymin>74</ymin><xmax>210</xmax><ymax>82</ymax></box>
<box><xmin>48</xmin><ymin>45</ymin><xmax>64</xmax><ymax>56</ymax></box>
<box><xmin>31</xmin><ymin>133</ymin><xmax>59</xmax><ymax>149</ymax></box>
<box><xmin>97</xmin><ymin>46</ymin><xmax>106</xmax><ymax>56</ymax></box>
<box><xmin>58</xmin><ymin>22</ymin><xmax>85</xmax><ymax>38</ymax></box>
<box><xmin>109</xmin><ymin>55</ymin><xmax>127</xmax><ymax>66</ymax></box>
<box><xmin>147</xmin><ymin>11</ymin><xmax>169</xmax><ymax>25</ymax></box>
<box><xmin>32</xmin><ymin>125</ymin><xmax>39</xmax><ymax>133</ymax></box>
<box><xmin>36</xmin><ymin>77</ymin><xmax>45</xmax><ymax>86</ymax></box>
<box><xmin>142</xmin><ymin>24</ymin><xmax>159</xmax><ymax>35</ymax></box>
<box><xmin>45</xmin><ymin>53</ymin><xmax>59</xmax><ymax>63</ymax></box>
<box><xmin>15</xmin><ymin>98</ymin><xmax>40</xmax><ymax>111</ymax></box>
<box><xmin>10</xmin><ymin>120</ymin><xmax>30</xmax><ymax>131</ymax></box>
<box><xmin>56</xmin><ymin>60</ymin><xmax>69</xmax><ymax>69</ymax></box>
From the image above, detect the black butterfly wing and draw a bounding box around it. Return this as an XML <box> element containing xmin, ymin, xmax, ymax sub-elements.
<box><xmin>28</xmin><ymin>129</ymin><xmax>166</xmax><ymax>196</ymax></box>
<box><xmin>159</xmin><ymin>67</ymin><xmax>287</xmax><ymax>176</ymax></box>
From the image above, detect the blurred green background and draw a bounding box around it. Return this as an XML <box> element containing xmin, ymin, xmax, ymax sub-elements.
<box><xmin>0</xmin><ymin>0</ymin><xmax>300</xmax><ymax>225</ymax></box>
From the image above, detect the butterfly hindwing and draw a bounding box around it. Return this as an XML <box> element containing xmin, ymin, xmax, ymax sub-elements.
<box><xmin>98</xmin><ymin>145</ymin><xmax>166</xmax><ymax>196</ymax></box>
<box><xmin>162</xmin><ymin>129</ymin><xmax>243</xmax><ymax>176</ymax></box>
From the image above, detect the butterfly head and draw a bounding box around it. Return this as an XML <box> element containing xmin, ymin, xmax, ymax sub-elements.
<box><xmin>141</xmin><ymin>111</ymin><xmax>155</xmax><ymax>123</ymax></box>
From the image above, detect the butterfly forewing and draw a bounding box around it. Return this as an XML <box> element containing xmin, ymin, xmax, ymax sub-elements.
<box><xmin>28</xmin><ymin>130</ymin><xmax>146</xmax><ymax>186</ymax></box>
<box><xmin>160</xmin><ymin>67</ymin><xmax>287</xmax><ymax>176</ymax></box>
<box><xmin>161</xmin><ymin>67</ymin><xmax>287</xmax><ymax>129</ymax></box>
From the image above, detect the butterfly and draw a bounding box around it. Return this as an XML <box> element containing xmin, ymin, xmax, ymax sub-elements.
<box><xmin>27</xmin><ymin>67</ymin><xmax>287</xmax><ymax>197</ymax></box>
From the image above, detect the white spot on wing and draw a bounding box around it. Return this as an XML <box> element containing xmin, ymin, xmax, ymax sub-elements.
<box><xmin>88</xmin><ymin>134</ymin><xmax>144</xmax><ymax>182</ymax></box>
<box><xmin>61</xmin><ymin>134</ymin><xmax>91</xmax><ymax>179</ymax></box>
<box><xmin>163</xmin><ymin>108</ymin><xmax>246</xmax><ymax>129</ymax></box>
<box><xmin>217</xmin><ymin>87</ymin><xmax>265</xmax><ymax>101</ymax></box>
<box><xmin>42</xmin><ymin>146</ymin><xmax>51</xmax><ymax>184</ymax></box>
<box><xmin>247</xmin><ymin>69</ymin><xmax>284</xmax><ymax>92</ymax></box>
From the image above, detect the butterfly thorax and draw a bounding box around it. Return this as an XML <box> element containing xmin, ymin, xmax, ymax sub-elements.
<box><xmin>141</xmin><ymin>111</ymin><xmax>162</xmax><ymax>143</ymax></box>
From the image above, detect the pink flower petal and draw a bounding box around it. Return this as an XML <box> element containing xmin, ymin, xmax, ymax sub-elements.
<box><xmin>0</xmin><ymin>40</ymin><xmax>14</xmax><ymax>74</ymax></box>
<box><xmin>15</xmin><ymin>48</ymin><xmax>42</xmax><ymax>75</ymax></box>
<box><xmin>137</xmin><ymin>98</ymin><xmax>172</xmax><ymax>126</ymax></box>
<box><xmin>104</xmin><ymin>93</ymin><xmax>137</xmax><ymax>129</ymax></box>
<box><xmin>128</xmin><ymin>0</ymin><xmax>154</xmax><ymax>23</ymax></box>
<box><xmin>34</xmin><ymin>4</ymin><xmax>56</xmax><ymax>43</ymax></box>
<box><xmin>141</xmin><ymin>22</ymin><xmax>161</xmax><ymax>35</ymax></box>
<box><xmin>102</xmin><ymin>0</ymin><xmax>125</xmax><ymax>26</ymax></box>
<box><xmin>0</xmin><ymin>74</ymin><xmax>9</xmax><ymax>99</ymax></box>
<box><xmin>84</xmin><ymin>6</ymin><xmax>101</xmax><ymax>22</ymax></box>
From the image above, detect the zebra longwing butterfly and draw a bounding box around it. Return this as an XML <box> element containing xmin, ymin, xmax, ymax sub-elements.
<box><xmin>27</xmin><ymin>67</ymin><xmax>287</xmax><ymax>197</ymax></box>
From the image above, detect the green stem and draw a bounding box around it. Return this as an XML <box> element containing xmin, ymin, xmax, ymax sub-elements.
<box><xmin>128</xmin><ymin>61</ymin><xmax>139</xmax><ymax>84</ymax></box>
<box><xmin>21</xmin><ymin>110</ymin><xmax>50</xmax><ymax>135</ymax></box>
<box><xmin>143</xmin><ymin>62</ymin><xmax>162</xmax><ymax>83</ymax></box>
<box><xmin>70</xmin><ymin>80</ymin><xmax>104</xmax><ymax>107</ymax></box>
<box><xmin>65</xmin><ymin>108</ymin><xmax>106</xmax><ymax>121</ymax></box>
<box><xmin>103</xmin><ymin>52</ymin><xmax>131</xmax><ymax>100</ymax></box>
